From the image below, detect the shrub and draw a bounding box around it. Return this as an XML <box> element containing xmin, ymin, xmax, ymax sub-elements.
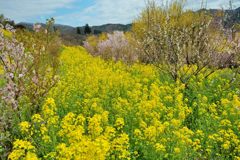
<box><xmin>0</xmin><ymin>19</ymin><xmax>61</xmax><ymax>159</ymax></box>
<box><xmin>132</xmin><ymin>0</ymin><xmax>240</xmax><ymax>83</ymax></box>
<box><xmin>84</xmin><ymin>31</ymin><xmax>138</xmax><ymax>63</ymax></box>
<box><xmin>15</xmin><ymin>18</ymin><xmax>61</xmax><ymax>109</ymax></box>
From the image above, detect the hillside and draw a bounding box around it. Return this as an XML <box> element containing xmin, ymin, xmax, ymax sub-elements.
<box><xmin>17</xmin><ymin>22</ymin><xmax>132</xmax><ymax>34</ymax></box>
<box><xmin>204</xmin><ymin>7</ymin><xmax>240</xmax><ymax>28</ymax></box>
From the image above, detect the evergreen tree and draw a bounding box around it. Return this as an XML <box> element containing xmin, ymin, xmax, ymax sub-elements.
<box><xmin>84</xmin><ymin>24</ymin><xmax>91</xmax><ymax>34</ymax></box>
<box><xmin>77</xmin><ymin>27</ymin><xmax>81</xmax><ymax>34</ymax></box>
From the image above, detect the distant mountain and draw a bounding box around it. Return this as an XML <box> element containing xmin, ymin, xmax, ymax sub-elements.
<box><xmin>17</xmin><ymin>7</ymin><xmax>240</xmax><ymax>34</ymax></box>
<box><xmin>231</xmin><ymin>7</ymin><xmax>240</xmax><ymax>24</ymax></box>
<box><xmin>75</xmin><ymin>23</ymin><xmax>132</xmax><ymax>35</ymax></box>
<box><xmin>16</xmin><ymin>22</ymin><xmax>132</xmax><ymax>45</ymax></box>
<box><xmin>17</xmin><ymin>22</ymin><xmax>76</xmax><ymax>34</ymax></box>
<box><xmin>15</xmin><ymin>7</ymin><xmax>240</xmax><ymax>45</ymax></box>
<box><xmin>200</xmin><ymin>7</ymin><xmax>240</xmax><ymax>28</ymax></box>
<box><xmin>92</xmin><ymin>23</ymin><xmax>132</xmax><ymax>33</ymax></box>
<box><xmin>17</xmin><ymin>22</ymin><xmax>131</xmax><ymax>34</ymax></box>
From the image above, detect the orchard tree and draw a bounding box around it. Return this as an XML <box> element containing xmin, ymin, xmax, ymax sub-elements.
<box><xmin>0</xmin><ymin>14</ymin><xmax>15</xmax><ymax>28</ymax></box>
<box><xmin>132</xmin><ymin>0</ymin><xmax>239</xmax><ymax>83</ymax></box>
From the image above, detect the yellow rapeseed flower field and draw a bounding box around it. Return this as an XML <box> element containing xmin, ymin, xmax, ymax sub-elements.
<box><xmin>9</xmin><ymin>47</ymin><xmax>240</xmax><ymax>159</ymax></box>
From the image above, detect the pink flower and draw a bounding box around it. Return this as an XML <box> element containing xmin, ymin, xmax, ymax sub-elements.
<box><xmin>33</xmin><ymin>24</ymin><xmax>41</xmax><ymax>32</ymax></box>
<box><xmin>18</xmin><ymin>74</ymin><xmax>24</xmax><ymax>78</ymax></box>
<box><xmin>9</xmin><ymin>73</ymin><xmax>14</xmax><ymax>79</ymax></box>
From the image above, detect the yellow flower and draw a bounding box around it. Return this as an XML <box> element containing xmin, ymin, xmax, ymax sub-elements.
<box><xmin>9</xmin><ymin>140</ymin><xmax>38</xmax><ymax>160</ymax></box>
<box><xmin>101</xmin><ymin>111</ymin><xmax>109</xmax><ymax>124</ymax></box>
<box><xmin>8</xmin><ymin>149</ymin><xmax>25</xmax><ymax>160</ymax></box>
<box><xmin>221</xmin><ymin>98</ymin><xmax>230</xmax><ymax>107</ymax></box>
<box><xmin>12</xmin><ymin>139</ymin><xmax>35</xmax><ymax>151</ymax></box>
<box><xmin>104</xmin><ymin>126</ymin><xmax>116</xmax><ymax>139</ymax></box>
<box><xmin>206</xmin><ymin>148</ymin><xmax>211</xmax><ymax>154</ymax></box>
<box><xmin>42</xmin><ymin>135</ymin><xmax>51</xmax><ymax>143</ymax></box>
<box><xmin>44</xmin><ymin>152</ymin><xmax>56</xmax><ymax>159</ymax></box>
<box><xmin>25</xmin><ymin>152</ymin><xmax>39</xmax><ymax>160</ymax></box>
<box><xmin>46</xmin><ymin>98</ymin><xmax>55</xmax><ymax>105</ymax></box>
<box><xmin>88</xmin><ymin>114</ymin><xmax>103</xmax><ymax>137</ymax></box>
<box><xmin>40</xmin><ymin>124</ymin><xmax>48</xmax><ymax>135</ymax></box>
<box><xmin>235</xmin><ymin>156</ymin><xmax>240</xmax><ymax>160</ymax></box>
<box><xmin>115</xmin><ymin>118</ymin><xmax>125</xmax><ymax>130</ymax></box>
<box><xmin>144</xmin><ymin>126</ymin><xmax>157</xmax><ymax>142</ymax></box>
<box><xmin>112</xmin><ymin>133</ymin><xmax>130</xmax><ymax>159</ymax></box>
<box><xmin>233</xmin><ymin>95</ymin><xmax>240</xmax><ymax>109</ymax></box>
<box><xmin>171</xmin><ymin>119</ymin><xmax>181</xmax><ymax>128</ymax></box>
<box><xmin>7</xmin><ymin>46</ymin><xmax>240</xmax><ymax>159</ymax></box>
<box><xmin>76</xmin><ymin>114</ymin><xmax>86</xmax><ymax>126</ymax></box>
<box><xmin>222</xmin><ymin>141</ymin><xmax>230</xmax><ymax>150</ymax></box>
<box><xmin>19</xmin><ymin>121</ymin><xmax>31</xmax><ymax>134</ymax></box>
<box><xmin>196</xmin><ymin>130</ymin><xmax>204</xmax><ymax>137</ymax></box>
<box><xmin>134</xmin><ymin>129</ymin><xmax>142</xmax><ymax>137</ymax></box>
<box><xmin>192</xmin><ymin>139</ymin><xmax>201</xmax><ymax>151</ymax></box>
<box><xmin>164</xmin><ymin>96</ymin><xmax>173</xmax><ymax>102</ymax></box>
<box><xmin>42</xmin><ymin>98</ymin><xmax>57</xmax><ymax>117</ymax></box>
<box><xmin>174</xmin><ymin>147</ymin><xmax>181</xmax><ymax>154</ymax></box>
<box><xmin>155</xmin><ymin>143</ymin><xmax>166</xmax><ymax>152</ymax></box>
<box><xmin>220</xmin><ymin>119</ymin><xmax>232</xmax><ymax>127</ymax></box>
<box><xmin>56</xmin><ymin>143</ymin><xmax>73</xmax><ymax>159</ymax></box>
<box><xmin>31</xmin><ymin>114</ymin><xmax>43</xmax><ymax>123</ymax></box>
<box><xmin>202</xmin><ymin>96</ymin><xmax>208</xmax><ymax>103</ymax></box>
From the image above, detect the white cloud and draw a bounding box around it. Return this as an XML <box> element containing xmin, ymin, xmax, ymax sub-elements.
<box><xmin>0</xmin><ymin>0</ymin><xmax>239</xmax><ymax>26</ymax></box>
<box><xmin>56</xmin><ymin>0</ymin><xmax>240</xmax><ymax>26</ymax></box>
<box><xmin>56</xmin><ymin>0</ymin><xmax>147</xmax><ymax>26</ymax></box>
<box><xmin>0</xmin><ymin>0</ymin><xmax>76</xmax><ymax>22</ymax></box>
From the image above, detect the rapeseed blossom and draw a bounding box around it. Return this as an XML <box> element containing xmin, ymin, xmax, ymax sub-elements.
<box><xmin>9</xmin><ymin>47</ymin><xmax>240</xmax><ymax>159</ymax></box>
<box><xmin>19</xmin><ymin>121</ymin><xmax>31</xmax><ymax>134</ymax></box>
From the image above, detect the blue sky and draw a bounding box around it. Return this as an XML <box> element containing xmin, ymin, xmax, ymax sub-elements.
<box><xmin>0</xmin><ymin>0</ymin><xmax>240</xmax><ymax>27</ymax></box>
